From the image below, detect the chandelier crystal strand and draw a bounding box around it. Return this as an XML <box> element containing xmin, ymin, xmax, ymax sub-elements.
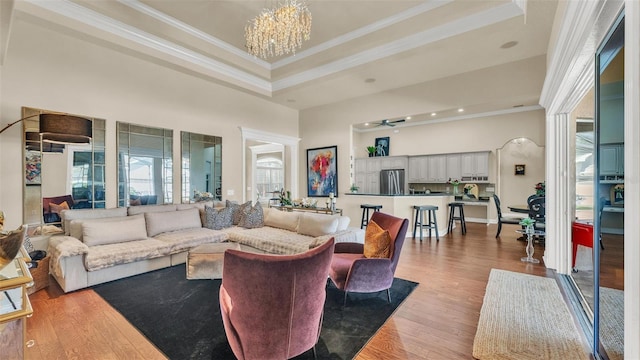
<box><xmin>245</xmin><ymin>0</ymin><xmax>311</xmax><ymax>59</ymax></box>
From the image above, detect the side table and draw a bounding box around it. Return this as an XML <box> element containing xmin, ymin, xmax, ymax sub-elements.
<box><xmin>0</xmin><ymin>250</ymin><xmax>34</xmax><ymax>359</ymax></box>
<box><xmin>27</xmin><ymin>255</ymin><xmax>50</xmax><ymax>295</ymax></box>
<box><xmin>516</xmin><ymin>229</ymin><xmax>545</xmax><ymax>264</ymax></box>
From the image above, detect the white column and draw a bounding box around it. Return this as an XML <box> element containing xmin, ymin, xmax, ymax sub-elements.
<box><xmin>544</xmin><ymin>112</ymin><xmax>573</xmax><ymax>274</ymax></box>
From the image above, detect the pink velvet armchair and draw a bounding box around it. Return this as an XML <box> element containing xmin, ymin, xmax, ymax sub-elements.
<box><xmin>328</xmin><ymin>212</ymin><xmax>409</xmax><ymax>305</ymax></box>
<box><xmin>219</xmin><ymin>238</ymin><xmax>335</xmax><ymax>360</ymax></box>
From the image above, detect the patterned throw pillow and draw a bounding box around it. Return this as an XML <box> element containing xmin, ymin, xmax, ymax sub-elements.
<box><xmin>363</xmin><ymin>220</ymin><xmax>392</xmax><ymax>258</ymax></box>
<box><xmin>238</xmin><ymin>202</ymin><xmax>264</xmax><ymax>229</ymax></box>
<box><xmin>227</xmin><ymin>200</ymin><xmax>252</xmax><ymax>225</ymax></box>
<box><xmin>204</xmin><ymin>205</ymin><xmax>234</xmax><ymax>230</ymax></box>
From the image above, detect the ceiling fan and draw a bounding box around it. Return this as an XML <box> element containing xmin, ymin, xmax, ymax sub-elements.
<box><xmin>375</xmin><ymin>119</ymin><xmax>405</xmax><ymax>127</ymax></box>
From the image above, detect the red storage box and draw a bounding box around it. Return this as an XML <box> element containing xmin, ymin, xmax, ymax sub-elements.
<box><xmin>572</xmin><ymin>221</ymin><xmax>594</xmax><ymax>269</ymax></box>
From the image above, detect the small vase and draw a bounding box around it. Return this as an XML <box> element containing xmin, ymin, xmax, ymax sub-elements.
<box><xmin>453</xmin><ymin>185</ymin><xmax>459</xmax><ymax>195</ymax></box>
<box><xmin>526</xmin><ymin>224</ymin><xmax>534</xmax><ymax>235</ymax></box>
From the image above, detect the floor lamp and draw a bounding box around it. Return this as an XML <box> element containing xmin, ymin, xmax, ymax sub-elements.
<box><xmin>0</xmin><ymin>113</ymin><xmax>92</xmax><ymax>267</ymax></box>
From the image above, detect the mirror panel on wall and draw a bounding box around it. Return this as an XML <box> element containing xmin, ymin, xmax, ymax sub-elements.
<box><xmin>594</xmin><ymin>14</ymin><xmax>624</xmax><ymax>360</ymax></box>
<box><xmin>181</xmin><ymin>131</ymin><xmax>222</xmax><ymax>203</ymax></box>
<box><xmin>22</xmin><ymin>107</ymin><xmax>106</xmax><ymax>230</ymax></box>
<box><xmin>117</xmin><ymin>122</ymin><xmax>173</xmax><ymax>207</ymax></box>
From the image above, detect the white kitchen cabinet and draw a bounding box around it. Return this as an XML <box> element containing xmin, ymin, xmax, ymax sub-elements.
<box><xmin>408</xmin><ymin>157</ymin><xmax>421</xmax><ymax>182</ymax></box>
<box><xmin>380</xmin><ymin>156</ymin><xmax>408</xmax><ymax>170</ymax></box>
<box><xmin>427</xmin><ymin>155</ymin><xmax>447</xmax><ymax>182</ymax></box>
<box><xmin>408</xmin><ymin>156</ymin><xmax>429</xmax><ymax>182</ymax></box>
<box><xmin>599</xmin><ymin>143</ymin><xmax>624</xmax><ymax>181</ymax></box>
<box><xmin>446</xmin><ymin>154</ymin><xmax>462</xmax><ymax>181</ymax></box>
<box><xmin>460</xmin><ymin>152</ymin><xmax>490</xmax><ymax>182</ymax></box>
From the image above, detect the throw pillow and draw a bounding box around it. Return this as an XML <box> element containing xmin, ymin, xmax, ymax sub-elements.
<box><xmin>50</xmin><ymin>201</ymin><xmax>70</xmax><ymax>214</ymax></box>
<box><xmin>363</xmin><ymin>220</ymin><xmax>392</xmax><ymax>258</ymax></box>
<box><xmin>204</xmin><ymin>205</ymin><xmax>234</xmax><ymax>230</ymax></box>
<box><xmin>129</xmin><ymin>198</ymin><xmax>142</xmax><ymax>206</ymax></box>
<box><xmin>238</xmin><ymin>202</ymin><xmax>264</xmax><ymax>229</ymax></box>
<box><xmin>227</xmin><ymin>200</ymin><xmax>252</xmax><ymax>225</ymax></box>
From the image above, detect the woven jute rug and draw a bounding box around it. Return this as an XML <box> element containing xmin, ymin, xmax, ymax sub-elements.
<box><xmin>472</xmin><ymin>269</ymin><xmax>590</xmax><ymax>359</ymax></box>
<box><xmin>600</xmin><ymin>287</ymin><xmax>624</xmax><ymax>360</ymax></box>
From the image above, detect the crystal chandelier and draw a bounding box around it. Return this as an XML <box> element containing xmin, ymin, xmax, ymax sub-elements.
<box><xmin>245</xmin><ymin>0</ymin><xmax>312</xmax><ymax>59</ymax></box>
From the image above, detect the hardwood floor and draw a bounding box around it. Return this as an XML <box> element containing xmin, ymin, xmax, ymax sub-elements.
<box><xmin>26</xmin><ymin>223</ymin><xmax>554</xmax><ymax>359</ymax></box>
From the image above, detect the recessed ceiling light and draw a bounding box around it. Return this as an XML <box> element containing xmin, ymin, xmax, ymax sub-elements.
<box><xmin>393</xmin><ymin>129</ymin><xmax>400</xmax><ymax>133</ymax></box>
<box><xmin>500</xmin><ymin>41</ymin><xmax>518</xmax><ymax>49</ymax></box>
<box><xmin>364</xmin><ymin>78</ymin><xmax>376</xmax><ymax>83</ymax></box>
<box><xmin>458</xmin><ymin>108</ymin><xmax>464</xmax><ymax>112</ymax></box>
<box><xmin>431</xmin><ymin>112</ymin><xmax>436</xmax><ymax>116</ymax></box>
<box><xmin>406</xmin><ymin>116</ymin><xmax>412</xmax><ymax>120</ymax></box>
<box><xmin>364</xmin><ymin>122</ymin><xmax>370</xmax><ymax>126</ymax></box>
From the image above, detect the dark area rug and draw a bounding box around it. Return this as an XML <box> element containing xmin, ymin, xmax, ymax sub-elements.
<box><xmin>93</xmin><ymin>264</ymin><xmax>418</xmax><ymax>360</ymax></box>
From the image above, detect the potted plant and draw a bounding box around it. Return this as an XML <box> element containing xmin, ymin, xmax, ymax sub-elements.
<box><xmin>367</xmin><ymin>146</ymin><xmax>377</xmax><ymax>157</ymax></box>
<box><xmin>350</xmin><ymin>184</ymin><xmax>359</xmax><ymax>193</ymax></box>
<box><xmin>520</xmin><ymin>217</ymin><xmax>536</xmax><ymax>234</ymax></box>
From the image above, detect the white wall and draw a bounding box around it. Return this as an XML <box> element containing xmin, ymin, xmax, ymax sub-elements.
<box><xmin>0</xmin><ymin>18</ymin><xmax>298</xmax><ymax>229</ymax></box>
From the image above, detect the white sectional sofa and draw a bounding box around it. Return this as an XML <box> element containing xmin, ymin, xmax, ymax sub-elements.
<box><xmin>49</xmin><ymin>202</ymin><xmax>363</xmax><ymax>293</ymax></box>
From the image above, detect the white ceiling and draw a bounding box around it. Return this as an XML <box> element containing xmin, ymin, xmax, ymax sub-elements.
<box><xmin>8</xmin><ymin>0</ymin><xmax>558</xmax><ymax>124</ymax></box>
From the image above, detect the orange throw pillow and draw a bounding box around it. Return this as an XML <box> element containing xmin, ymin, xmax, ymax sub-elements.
<box><xmin>50</xmin><ymin>201</ymin><xmax>70</xmax><ymax>214</ymax></box>
<box><xmin>363</xmin><ymin>220</ymin><xmax>392</xmax><ymax>258</ymax></box>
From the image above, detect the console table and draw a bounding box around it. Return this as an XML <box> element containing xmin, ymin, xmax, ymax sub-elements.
<box><xmin>0</xmin><ymin>250</ymin><xmax>34</xmax><ymax>359</ymax></box>
<box><xmin>271</xmin><ymin>205</ymin><xmax>343</xmax><ymax>216</ymax></box>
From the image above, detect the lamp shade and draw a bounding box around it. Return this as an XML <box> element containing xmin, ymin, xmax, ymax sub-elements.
<box><xmin>25</xmin><ymin>132</ymin><xmax>65</xmax><ymax>153</ymax></box>
<box><xmin>39</xmin><ymin>114</ymin><xmax>92</xmax><ymax>144</ymax></box>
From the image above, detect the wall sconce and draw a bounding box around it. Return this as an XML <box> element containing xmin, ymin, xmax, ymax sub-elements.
<box><xmin>0</xmin><ymin>113</ymin><xmax>92</xmax><ymax>144</ymax></box>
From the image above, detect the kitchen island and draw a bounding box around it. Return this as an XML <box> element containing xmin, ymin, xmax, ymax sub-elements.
<box><xmin>338</xmin><ymin>193</ymin><xmax>492</xmax><ymax>236</ymax></box>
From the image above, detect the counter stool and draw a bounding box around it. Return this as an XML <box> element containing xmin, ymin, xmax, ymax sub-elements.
<box><xmin>412</xmin><ymin>205</ymin><xmax>439</xmax><ymax>241</ymax></box>
<box><xmin>360</xmin><ymin>204</ymin><xmax>382</xmax><ymax>229</ymax></box>
<box><xmin>447</xmin><ymin>202</ymin><xmax>467</xmax><ymax>235</ymax></box>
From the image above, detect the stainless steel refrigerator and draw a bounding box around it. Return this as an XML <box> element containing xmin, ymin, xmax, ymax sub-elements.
<box><xmin>380</xmin><ymin>169</ymin><xmax>405</xmax><ymax>195</ymax></box>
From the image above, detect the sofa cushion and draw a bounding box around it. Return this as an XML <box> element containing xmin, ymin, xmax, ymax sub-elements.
<box><xmin>84</xmin><ymin>238</ymin><xmax>171</xmax><ymax>272</ymax></box>
<box><xmin>204</xmin><ymin>205</ymin><xmax>234</xmax><ymax>230</ymax></box>
<box><xmin>153</xmin><ymin>227</ymin><xmax>228</xmax><ymax>254</ymax></box>
<box><xmin>263</xmin><ymin>209</ymin><xmax>300</xmax><ymax>232</ymax></box>
<box><xmin>298</xmin><ymin>213</ymin><xmax>339</xmax><ymax>237</ymax></box>
<box><xmin>145</xmin><ymin>208</ymin><xmax>202</xmax><ymax>237</ymax></box>
<box><xmin>226</xmin><ymin>227</ymin><xmax>313</xmax><ymax>255</ymax></box>
<box><xmin>238</xmin><ymin>202</ymin><xmax>264</xmax><ymax>229</ymax></box>
<box><xmin>178</xmin><ymin>201</ymin><xmax>214</xmax><ymax>225</ymax></box>
<box><xmin>363</xmin><ymin>220</ymin><xmax>392</xmax><ymax>258</ymax></box>
<box><xmin>336</xmin><ymin>216</ymin><xmax>351</xmax><ymax>231</ymax></box>
<box><xmin>128</xmin><ymin>204</ymin><xmax>177</xmax><ymax>216</ymax></box>
<box><xmin>70</xmin><ymin>214</ymin><xmax>143</xmax><ymax>241</ymax></box>
<box><xmin>82</xmin><ymin>215</ymin><xmax>148</xmax><ymax>247</ymax></box>
<box><xmin>61</xmin><ymin>207</ymin><xmax>128</xmax><ymax>235</ymax></box>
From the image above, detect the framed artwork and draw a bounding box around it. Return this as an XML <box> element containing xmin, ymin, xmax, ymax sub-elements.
<box><xmin>307</xmin><ymin>145</ymin><xmax>338</xmax><ymax>197</ymax></box>
<box><xmin>25</xmin><ymin>150</ymin><xmax>42</xmax><ymax>185</ymax></box>
<box><xmin>515</xmin><ymin>164</ymin><xmax>525</xmax><ymax>176</ymax></box>
<box><xmin>375</xmin><ymin>137</ymin><xmax>390</xmax><ymax>156</ymax></box>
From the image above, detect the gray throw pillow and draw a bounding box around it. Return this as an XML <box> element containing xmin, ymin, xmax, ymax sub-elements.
<box><xmin>205</xmin><ymin>205</ymin><xmax>234</xmax><ymax>230</ymax></box>
<box><xmin>227</xmin><ymin>200</ymin><xmax>252</xmax><ymax>225</ymax></box>
<box><xmin>238</xmin><ymin>202</ymin><xmax>264</xmax><ymax>229</ymax></box>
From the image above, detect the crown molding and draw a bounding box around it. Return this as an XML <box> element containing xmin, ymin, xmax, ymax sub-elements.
<box><xmin>19</xmin><ymin>0</ymin><xmax>527</xmax><ymax>97</ymax></box>
<box><xmin>271</xmin><ymin>0</ymin><xmax>452</xmax><ymax>69</ymax></box>
<box><xmin>22</xmin><ymin>0</ymin><xmax>272</xmax><ymax>94</ymax></box>
<box><xmin>118</xmin><ymin>0</ymin><xmax>271</xmax><ymax>69</ymax></box>
<box><xmin>272</xmin><ymin>2</ymin><xmax>525</xmax><ymax>91</ymax></box>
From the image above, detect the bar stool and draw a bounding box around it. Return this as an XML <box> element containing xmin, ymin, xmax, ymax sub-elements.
<box><xmin>360</xmin><ymin>204</ymin><xmax>382</xmax><ymax>229</ymax></box>
<box><xmin>447</xmin><ymin>202</ymin><xmax>467</xmax><ymax>235</ymax></box>
<box><xmin>412</xmin><ymin>205</ymin><xmax>439</xmax><ymax>241</ymax></box>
